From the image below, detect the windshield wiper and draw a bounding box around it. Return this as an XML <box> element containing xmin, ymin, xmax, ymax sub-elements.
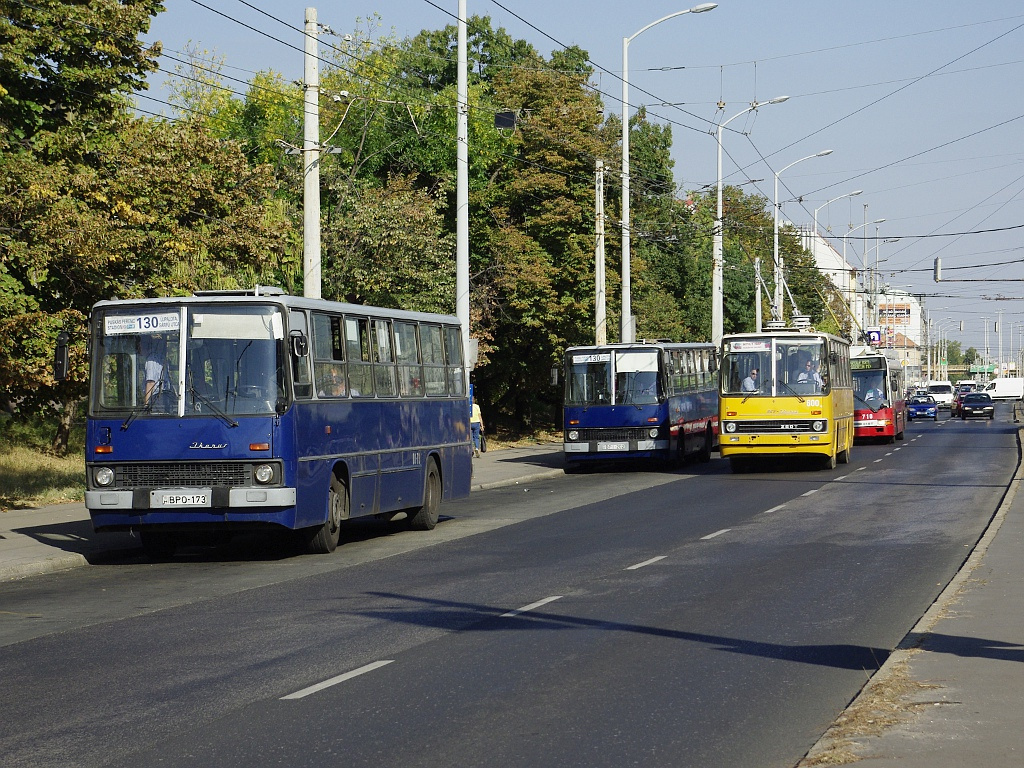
<box><xmin>187</xmin><ymin>370</ymin><xmax>238</xmax><ymax>428</ymax></box>
<box><xmin>777</xmin><ymin>380</ymin><xmax>805</xmax><ymax>402</ymax></box>
<box><xmin>120</xmin><ymin>400</ymin><xmax>153</xmax><ymax>431</ymax></box>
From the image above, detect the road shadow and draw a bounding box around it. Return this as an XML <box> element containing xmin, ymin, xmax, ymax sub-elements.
<box><xmin>906</xmin><ymin>630</ymin><xmax>1024</xmax><ymax>663</ymax></box>
<box><xmin>357</xmin><ymin>591</ymin><xmax>891</xmax><ymax>673</ymax></box>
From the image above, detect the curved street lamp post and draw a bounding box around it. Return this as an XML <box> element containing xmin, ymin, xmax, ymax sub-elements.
<box><xmin>621</xmin><ymin>3</ymin><xmax>717</xmax><ymax>343</ymax></box>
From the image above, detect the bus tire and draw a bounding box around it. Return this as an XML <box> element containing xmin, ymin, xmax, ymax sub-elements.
<box><xmin>409</xmin><ymin>458</ymin><xmax>441</xmax><ymax>531</ymax></box>
<box><xmin>140</xmin><ymin>529</ymin><xmax>177</xmax><ymax>560</ymax></box>
<box><xmin>838</xmin><ymin>443</ymin><xmax>851</xmax><ymax>464</ymax></box>
<box><xmin>307</xmin><ymin>475</ymin><xmax>346</xmax><ymax>554</ymax></box>
<box><xmin>698</xmin><ymin>426</ymin><xmax>713</xmax><ymax>463</ymax></box>
<box><xmin>821</xmin><ymin>451</ymin><xmax>837</xmax><ymax>470</ymax></box>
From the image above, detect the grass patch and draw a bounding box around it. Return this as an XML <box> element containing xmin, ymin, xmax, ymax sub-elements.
<box><xmin>0</xmin><ymin>445</ymin><xmax>85</xmax><ymax>511</ymax></box>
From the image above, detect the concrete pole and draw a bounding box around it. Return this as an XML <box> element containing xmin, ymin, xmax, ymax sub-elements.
<box><xmin>595</xmin><ymin>160</ymin><xmax>607</xmax><ymax>345</ymax></box>
<box><xmin>456</xmin><ymin>0</ymin><xmax>470</xmax><ymax>369</ymax></box>
<box><xmin>302</xmin><ymin>8</ymin><xmax>321</xmax><ymax>299</ymax></box>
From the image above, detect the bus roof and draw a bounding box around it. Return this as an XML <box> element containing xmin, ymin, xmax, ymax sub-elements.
<box><xmin>91</xmin><ymin>290</ymin><xmax>461</xmax><ymax>326</ymax></box>
<box><xmin>721</xmin><ymin>330</ymin><xmax>850</xmax><ymax>345</ymax></box>
<box><xmin>565</xmin><ymin>341</ymin><xmax>716</xmax><ymax>353</ymax></box>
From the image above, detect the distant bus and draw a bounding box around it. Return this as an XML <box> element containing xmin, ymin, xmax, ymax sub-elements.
<box><xmin>562</xmin><ymin>342</ymin><xmax>719</xmax><ymax>471</ymax></box>
<box><xmin>76</xmin><ymin>288</ymin><xmax>473</xmax><ymax>558</ymax></box>
<box><xmin>719</xmin><ymin>329</ymin><xmax>854</xmax><ymax>472</ymax></box>
<box><xmin>851</xmin><ymin>349</ymin><xmax>907</xmax><ymax>442</ymax></box>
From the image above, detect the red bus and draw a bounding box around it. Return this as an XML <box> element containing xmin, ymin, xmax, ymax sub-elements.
<box><xmin>851</xmin><ymin>350</ymin><xmax>907</xmax><ymax>442</ymax></box>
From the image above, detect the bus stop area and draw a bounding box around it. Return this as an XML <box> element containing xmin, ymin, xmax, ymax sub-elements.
<box><xmin>4</xmin><ymin>439</ymin><xmax>1024</xmax><ymax>766</ymax></box>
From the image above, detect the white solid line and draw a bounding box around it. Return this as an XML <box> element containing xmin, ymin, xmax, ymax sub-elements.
<box><xmin>801</xmin><ymin>489</ymin><xmax>818</xmax><ymax>497</ymax></box>
<box><xmin>626</xmin><ymin>556</ymin><xmax>667</xmax><ymax>570</ymax></box>
<box><xmin>701</xmin><ymin>528</ymin><xmax>731</xmax><ymax>540</ymax></box>
<box><xmin>282</xmin><ymin>660</ymin><xmax>394</xmax><ymax>700</ymax></box>
<box><xmin>763</xmin><ymin>504</ymin><xmax>787</xmax><ymax>514</ymax></box>
<box><xmin>500</xmin><ymin>595</ymin><xmax>563</xmax><ymax>618</ymax></box>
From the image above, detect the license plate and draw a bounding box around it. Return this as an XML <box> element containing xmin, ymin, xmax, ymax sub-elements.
<box><xmin>157</xmin><ymin>493</ymin><xmax>210</xmax><ymax>507</ymax></box>
<box><xmin>598</xmin><ymin>441</ymin><xmax>629</xmax><ymax>452</ymax></box>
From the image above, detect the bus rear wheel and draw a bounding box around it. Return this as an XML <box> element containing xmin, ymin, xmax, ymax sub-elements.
<box><xmin>409</xmin><ymin>458</ymin><xmax>441</xmax><ymax>531</ymax></box>
<box><xmin>697</xmin><ymin>427</ymin><xmax>713</xmax><ymax>463</ymax></box>
<box><xmin>307</xmin><ymin>475</ymin><xmax>346</xmax><ymax>554</ymax></box>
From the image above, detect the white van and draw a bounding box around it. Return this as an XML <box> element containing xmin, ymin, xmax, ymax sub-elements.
<box><xmin>926</xmin><ymin>380</ymin><xmax>955</xmax><ymax>409</ymax></box>
<box><xmin>984</xmin><ymin>377</ymin><xmax>1024</xmax><ymax>400</ymax></box>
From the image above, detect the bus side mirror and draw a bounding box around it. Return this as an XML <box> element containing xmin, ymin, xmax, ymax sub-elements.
<box><xmin>54</xmin><ymin>332</ymin><xmax>70</xmax><ymax>381</ymax></box>
<box><xmin>829</xmin><ymin>352</ymin><xmax>839</xmax><ymax>364</ymax></box>
<box><xmin>290</xmin><ymin>331</ymin><xmax>308</xmax><ymax>357</ymax></box>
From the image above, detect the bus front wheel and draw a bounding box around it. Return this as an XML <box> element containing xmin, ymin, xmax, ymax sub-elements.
<box><xmin>821</xmin><ymin>451</ymin><xmax>837</xmax><ymax>470</ymax></box>
<box><xmin>409</xmin><ymin>458</ymin><xmax>441</xmax><ymax>531</ymax></box>
<box><xmin>307</xmin><ymin>475</ymin><xmax>346</xmax><ymax>554</ymax></box>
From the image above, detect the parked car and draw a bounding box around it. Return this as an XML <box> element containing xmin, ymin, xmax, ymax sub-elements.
<box><xmin>960</xmin><ymin>392</ymin><xmax>995</xmax><ymax>420</ymax></box>
<box><xmin>908</xmin><ymin>395</ymin><xmax>939</xmax><ymax>421</ymax></box>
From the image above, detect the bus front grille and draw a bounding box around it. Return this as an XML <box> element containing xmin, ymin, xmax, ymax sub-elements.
<box><xmin>571</xmin><ymin>428</ymin><xmax>653</xmax><ymax>442</ymax></box>
<box><xmin>118</xmin><ymin>462</ymin><xmax>250</xmax><ymax>488</ymax></box>
<box><xmin>732</xmin><ymin>420</ymin><xmax>817</xmax><ymax>433</ymax></box>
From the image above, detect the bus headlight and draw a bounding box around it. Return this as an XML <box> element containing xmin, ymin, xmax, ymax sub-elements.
<box><xmin>94</xmin><ymin>467</ymin><xmax>114</xmax><ymax>487</ymax></box>
<box><xmin>567</xmin><ymin>430</ymin><xmax>579</xmax><ymax>441</ymax></box>
<box><xmin>254</xmin><ymin>464</ymin><xmax>275</xmax><ymax>484</ymax></box>
<box><xmin>724</xmin><ymin>422</ymin><xmax>737</xmax><ymax>433</ymax></box>
<box><xmin>812</xmin><ymin>420</ymin><xmax>825</xmax><ymax>432</ymax></box>
<box><xmin>648</xmin><ymin>427</ymin><xmax>660</xmax><ymax>438</ymax></box>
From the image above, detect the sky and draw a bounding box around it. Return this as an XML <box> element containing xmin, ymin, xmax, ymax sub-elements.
<box><xmin>140</xmin><ymin>1</ymin><xmax>1024</xmax><ymax>360</ymax></box>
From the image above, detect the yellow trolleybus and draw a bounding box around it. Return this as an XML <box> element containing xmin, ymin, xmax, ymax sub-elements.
<box><xmin>718</xmin><ymin>329</ymin><xmax>854</xmax><ymax>472</ymax></box>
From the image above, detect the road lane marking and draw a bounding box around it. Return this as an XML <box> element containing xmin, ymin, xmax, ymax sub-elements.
<box><xmin>500</xmin><ymin>595</ymin><xmax>563</xmax><ymax>618</ymax></box>
<box><xmin>801</xmin><ymin>489</ymin><xmax>818</xmax><ymax>497</ymax></box>
<box><xmin>282</xmin><ymin>660</ymin><xmax>394</xmax><ymax>700</ymax></box>
<box><xmin>626</xmin><ymin>556</ymin><xmax>667</xmax><ymax>570</ymax></box>
<box><xmin>855</xmin><ymin>466</ymin><xmax>866</xmax><ymax>472</ymax></box>
<box><xmin>874</xmin><ymin>459</ymin><xmax>884</xmax><ymax>463</ymax></box>
<box><xmin>763</xmin><ymin>504</ymin><xmax>787</xmax><ymax>514</ymax></box>
<box><xmin>885</xmin><ymin>452</ymin><xmax>893</xmax><ymax>456</ymax></box>
<box><xmin>701</xmin><ymin>529</ymin><xmax>731</xmax><ymax>540</ymax></box>
<box><xmin>834</xmin><ymin>475</ymin><xmax>849</xmax><ymax>481</ymax></box>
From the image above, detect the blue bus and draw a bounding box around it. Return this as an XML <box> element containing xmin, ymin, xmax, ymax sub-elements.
<box><xmin>561</xmin><ymin>342</ymin><xmax>719</xmax><ymax>472</ymax></box>
<box><xmin>78</xmin><ymin>288</ymin><xmax>473</xmax><ymax>557</ymax></box>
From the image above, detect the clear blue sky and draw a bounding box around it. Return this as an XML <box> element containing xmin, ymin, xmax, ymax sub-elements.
<box><xmin>142</xmin><ymin>1</ymin><xmax>1024</xmax><ymax>358</ymax></box>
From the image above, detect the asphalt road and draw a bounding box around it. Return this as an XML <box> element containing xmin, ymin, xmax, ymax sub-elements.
<box><xmin>0</xmin><ymin>411</ymin><xmax>1014</xmax><ymax>768</ymax></box>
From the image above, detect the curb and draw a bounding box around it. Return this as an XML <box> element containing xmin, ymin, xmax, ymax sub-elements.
<box><xmin>473</xmin><ymin>468</ymin><xmax>565</xmax><ymax>492</ymax></box>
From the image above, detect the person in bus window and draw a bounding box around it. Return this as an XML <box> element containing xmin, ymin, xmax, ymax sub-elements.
<box><xmin>798</xmin><ymin>360</ymin><xmax>824</xmax><ymax>388</ymax></box>
<box><xmin>142</xmin><ymin>335</ymin><xmax>173</xmax><ymax>408</ymax></box>
<box><xmin>741</xmin><ymin>369</ymin><xmax>759</xmax><ymax>392</ymax></box>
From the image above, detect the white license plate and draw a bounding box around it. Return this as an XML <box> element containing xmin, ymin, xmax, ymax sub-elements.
<box><xmin>158</xmin><ymin>493</ymin><xmax>210</xmax><ymax>507</ymax></box>
<box><xmin>598</xmin><ymin>441</ymin><xmax>629</xmax><ymax>452</ymax></box>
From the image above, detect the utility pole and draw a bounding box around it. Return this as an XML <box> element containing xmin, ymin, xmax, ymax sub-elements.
<box><xmin>595</xmin><ymin>160</ymin><xmax>607</xmax><ymax>344</ymax></box>
<box><xmin>456</xmin><ymin>0</ymin><xmax>470</xmax><ymax>372</ymax></box>
<box><xmin>302</xmin><ymin>7</ymin><xmax>321</xmax><ymax>299</ymax></box>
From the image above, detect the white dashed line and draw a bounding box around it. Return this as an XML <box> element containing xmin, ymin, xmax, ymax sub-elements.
<box><xmin>701</xmin><ymin>529</ymin><xmax>731</xmax><ymax>540</ymax></box>
<box><xmin>763</xmin><ymin>504</ymin><xmax>787</xmax><ymax>514</ymax></box>
<box><xmin>626</xmin><ymin>556</ymin><xmax>667</xmax><ymax>570</ymax></box>
<box><xmin>282</xmin><ymin>660</ymin><xmax>395</xmax><ymax>700</ymax></box>
<box><xmin>855</xmin><ymin>466</ymin><xmax>866</xmax><ymax>472</ymax></box>
<box><xmin>500</xmin><ymin>595</ymin><xmax>563</xmax><ymax>618</ymax></box>
<box><xmin>801</xmin><ymin>489</ymin><xmax>819</xmax><ymax>497</ymax></box>
<box><xmin>874</xmin><ymin>459</ymin><xmax>884</xmax><ymax>463</ymax></box>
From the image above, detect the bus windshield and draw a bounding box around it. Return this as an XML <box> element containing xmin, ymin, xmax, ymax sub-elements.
<box><xmin>566</xmin><ymin>348</ymin><xmax>661</xmax><ymax>406</ymax></box>
<box><xmin>722</xmin><ymin>337</ymin><xmax>829</xmax><ymax>396</ymax></box>
<box><xmin>92</xmin><ymin>304</ymin><xmax>286</xmax><ymax>419</ymax></box>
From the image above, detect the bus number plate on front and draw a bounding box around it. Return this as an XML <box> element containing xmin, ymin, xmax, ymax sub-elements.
<box><xmin>154</xmin><ymin>492</ymin><xmax>210</xmax><ymax>507</ymax></box>
<box><xmin>598</xmin><ymin>441</ymin><xmax>629</xmax><ymax>452</ymax></box>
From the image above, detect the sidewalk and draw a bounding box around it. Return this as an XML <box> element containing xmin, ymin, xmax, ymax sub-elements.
<box><xmin>0</xmin><ymin>443</ymin><xmax>565</xmax><ymax>583</ymax></box>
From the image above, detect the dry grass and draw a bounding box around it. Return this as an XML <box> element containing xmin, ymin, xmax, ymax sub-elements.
<box><xmin>799</xmin><ymin>651</ymin><xmax>942</xmax><ymax>765</ymax></box>
<box><xmin>0</xmin><ymin>446</ymin><xmax>85</xmax><ymax>511</ymax></box>
<box><xmin>486</xmin><ymin>428</ymin><xmax>562</xmax><ymax>451</ymax></box>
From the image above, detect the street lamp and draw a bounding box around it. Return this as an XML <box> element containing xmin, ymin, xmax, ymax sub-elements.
<box><xmin>812</xmin><ymin>189</ymin><xmax>863</xmax><ymax>248</ymax></box>
<box><xmin>712</xmin><ymin>95</ymin><xmax>789</xmax><ymax>346</ymax></box>
<box><xmin>621</xmin><ymin>2</ymin><xmax>717</xmax><ymax>343</ymax></box>
<box><xmin>772</xmin><ymin>149</ymin><xmax>832</xmax><ymax>325</ymax></box>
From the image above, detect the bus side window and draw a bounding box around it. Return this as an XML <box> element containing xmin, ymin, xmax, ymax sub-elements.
<box><xmin>444</xmin><ymin>326</ymin><xmax>465</xmax><ymax>396</ymax></box>
<box><xmin>345</xmin><ymin>316</ymin><xmax>374</xmax><ymax>397</ymax></box>
<box><xmin>311</xmin><ymin>313</ymin><xmax>346</xmax><ymax>398</ymax></box>
<box><xmin>421</xmin><ymin>324</ymin><xmax>447</xmax><ymax>396</ymax></box>
<box><xmin>290</xmin><ymin>310</ymin><xmax>313</xmax><ymax>398</ymax></box>
<box><xmin>372</xmin><ymin>319</ymin><xmax>397</xmax><ymax>397</ymax></box>
<box><xmin>394</xmin><ymin>322</ymin><xmax>423</xmax><ymax>397</ymax></box>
